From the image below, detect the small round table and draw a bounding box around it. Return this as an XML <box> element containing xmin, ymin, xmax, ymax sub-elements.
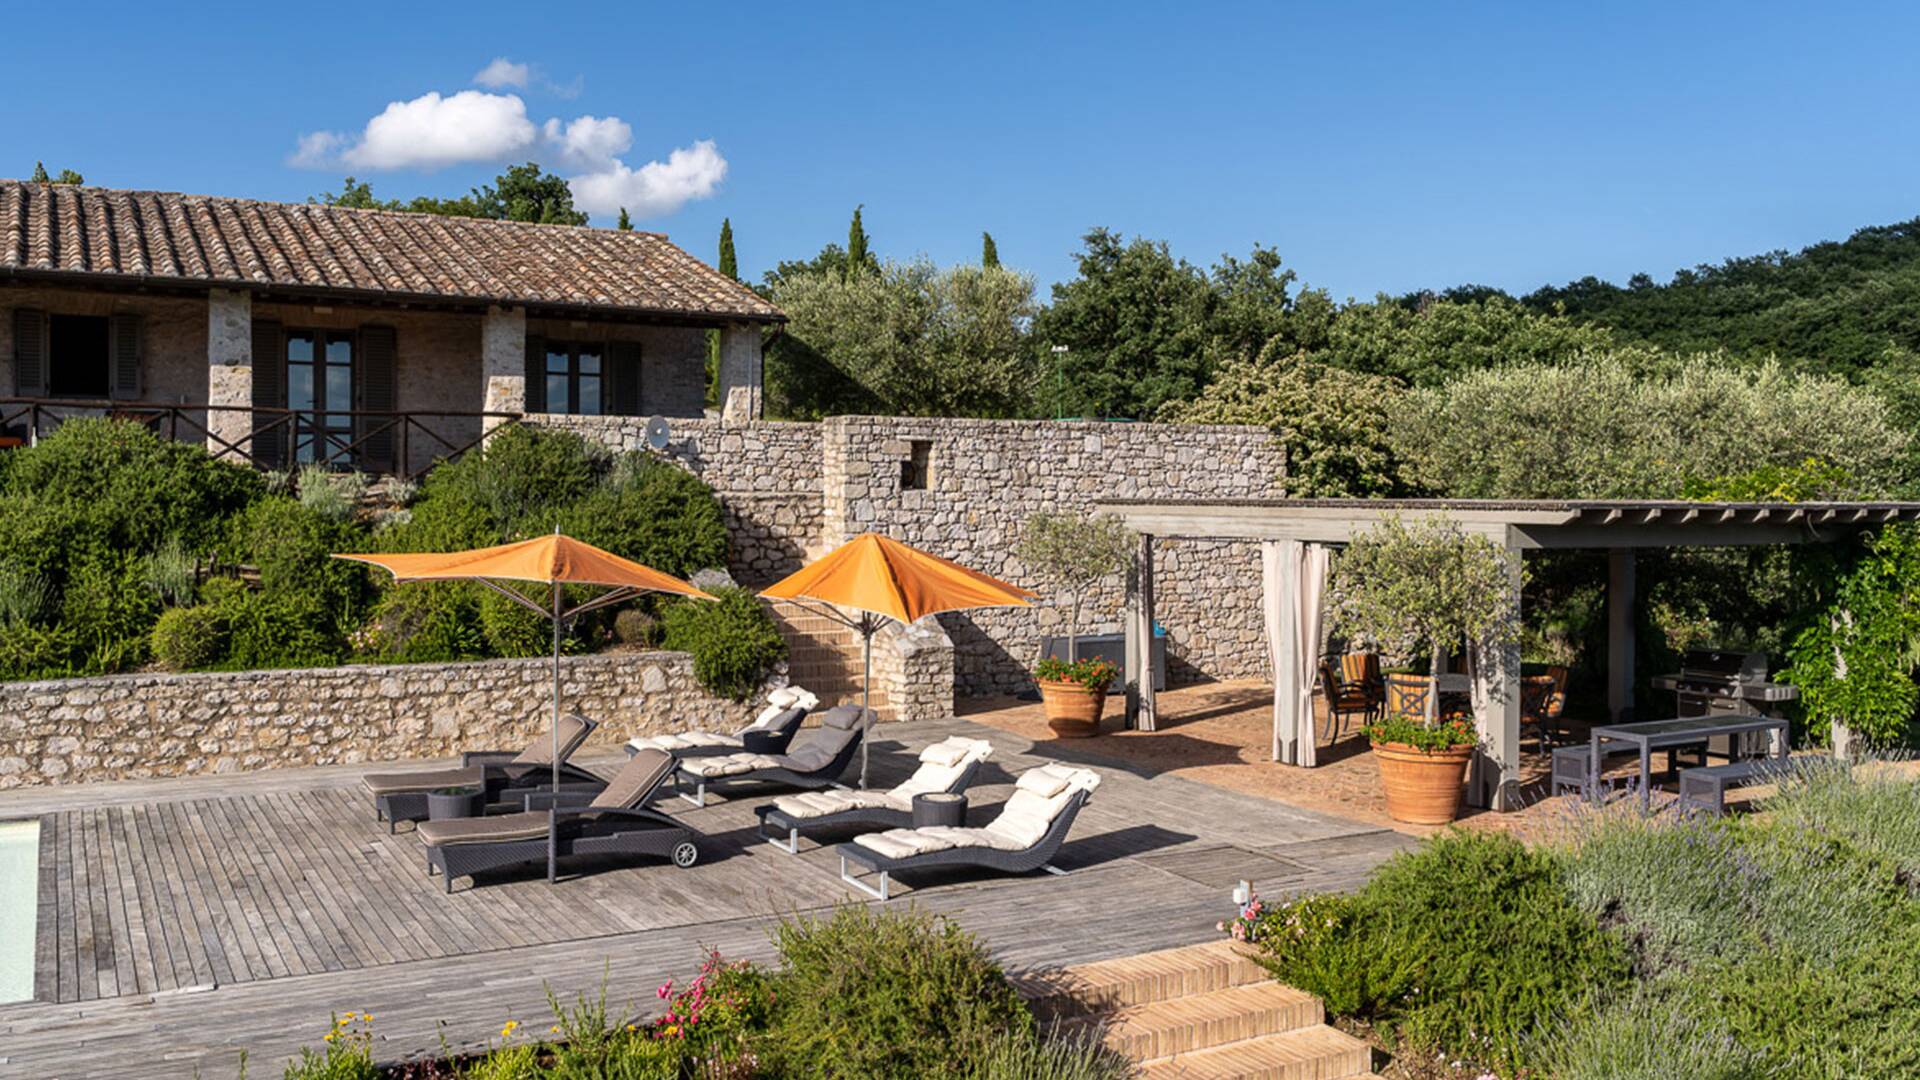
<box><xmin>912</xmin><ymin>792</ymin><xmax>966</xmax><ymax>829</ymax></box>
<box><xmin>426</xmin><ymin>787</ymin><xmax>483</xmax><ymax>821</ymax></box>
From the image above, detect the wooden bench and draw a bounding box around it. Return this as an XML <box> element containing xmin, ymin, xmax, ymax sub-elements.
<box><xmin>1677</xmin><ymin>756</ymin><xmax>1815</xmax><ymax>816</ymax></box>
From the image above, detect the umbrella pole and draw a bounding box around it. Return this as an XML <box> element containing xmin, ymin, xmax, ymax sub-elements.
<box><xmin>861</xmin><ymin>615</ymin><xmax>873</xmax><ymax>788</ymax></box>
<box><xmin>551</xmin><ymin>581</ymin><xmax>563</xmax><ymax>797</ymax></box>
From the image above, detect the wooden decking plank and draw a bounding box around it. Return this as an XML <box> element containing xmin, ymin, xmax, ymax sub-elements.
<box><xmin>253</xmin><ymin>790</ymin><xmax>381</xmax><ymax>971</ymax></box>
<box><xmin>167</xmin><ymin>796</ymin><xmax>271</xmax><ymax>985</ymax></box>
<box><xmin>85</xmin><ymin>806</ymin><xmax>132</xmax><ymax>998</ymax></box>
<box><xmin>69</xmin><ymin>807</ymin><xmax>102</xmax><ymax>1001</ymax></box>
<box><xmin>269</xmin><ymin>791</ymin><xmax>409</xmax><ymax>968</ymax></box>
<box><xmin>114</xmin><ymin>803</ymin><xmax>178</xmax><ymax>993</ymax></box>
<box><xmin>208</xmin><ymin>791</ymin><xmax>331</xmax><ymax>977</ymax></box>
<box><xmin>145</xmin><ymin>799</ymin><xmax>232</xmax><ymax>989</ymax></box>
<box><xmin>100</xmin><ymin>805</ymin><xmax>155</xmax><ymax>995</ymax></box>
<box><xmin>127</xmin><ymin>802</ymin><xmax>198</xmax><ymax>990</ymax></box>
<box><xmin>32</xmin><ymin>813</ymin><xmax>59</xmax><ymax>1003</ymax></box>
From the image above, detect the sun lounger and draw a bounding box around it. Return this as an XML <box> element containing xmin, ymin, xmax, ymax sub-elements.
<box><xmin>416</xmin><ymin>747</ymin><xmax>698</xmax><ymax>892</ymax></box>
<box><xmin>671</xmin><ymin>705</ymin><xmax>870</xmax><ymax>807</ymax></box>
<box><xmin>362</xmin><ymin>714</ymin><xmax>604</xmax><ymax>832</ymax></box>
<box><xmin>753</xmin><ymin>736</ymin><xmax>993</xmax><ymax>853</ymax></box>
<box><xmin>836</xmin><ymin>762</ymin><xmax>1100</xmax><ymax>901</ymax></box>
<box><xmin>625</xmin><ymin>687</ymin><xmax>819</xmax><ymax>759</ymax></box>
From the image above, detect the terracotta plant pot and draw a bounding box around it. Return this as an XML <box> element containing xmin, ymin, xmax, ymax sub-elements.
<box><xmin>1038</xmin><ymin>678</ymin><xmax>1107</xmax><ymax>738</ymax></box>
<box><xmin>1372</xmin><ymin>741</ymin><xmax>1474</xmax><ymax>825</ymax></box>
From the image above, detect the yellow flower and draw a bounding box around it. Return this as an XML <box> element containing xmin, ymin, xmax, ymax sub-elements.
<box><xmin>324</xmin><ymin>1033</ymin><xmax>336</xmax><ymax>1043</ymax></box>
<box><xmin>501</xmin><ymin>1020</ymin><xmax>520</xmax><ymax>1037</ymax></box>
<box><xmin>550</xmin><ymin>1024</ymin><xmax>561</xmax><ymax>1034</ymax></box>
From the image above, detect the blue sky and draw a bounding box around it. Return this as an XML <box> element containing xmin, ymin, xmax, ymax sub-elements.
<box><xmin>7</xmin><ymin>2</ymin><xmax>1920</xmax><ymax>301</ymax></box>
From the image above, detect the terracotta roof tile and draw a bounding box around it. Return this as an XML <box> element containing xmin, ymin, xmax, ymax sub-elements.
<box><xmin>0</xmin><ymin>180</ymin><xmax>783</xmax><ymax>322</ymax></box>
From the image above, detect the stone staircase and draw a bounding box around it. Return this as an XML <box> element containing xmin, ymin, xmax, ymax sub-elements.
<box><xmin>1015</xmin><ymin>940</ymin><xmax>1381</xmax><ymax>1080</ymax></box>
<box><xmin>766</xmin><ymin>600</ymin><xmax>893</xmax><ymax>721</ymax></box>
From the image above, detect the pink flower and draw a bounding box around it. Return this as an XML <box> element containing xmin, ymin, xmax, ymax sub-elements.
<box><xmin>656</xmin><ymin>979</ymin><xmax>674</xmax><ymax>1000</ymax></box>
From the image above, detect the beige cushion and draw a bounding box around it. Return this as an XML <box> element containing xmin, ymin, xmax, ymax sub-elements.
<box><xmin>511</xmin><ymin>713</ymin><xmax>594</xmax><ymax>767</ymax></box>
<box><xmin>591</xmin><ymin>748</ymin><xmax>674</xmax><ymax>810</ymax></box>
<box><xmin>417</xmin><ymin>811</ymin><xmax>549</xmax><ymax>847</ymax></box>
<box><xmin>628</xmin><ymin>730</ymin><xmax>741</xmax><ymax>753</ymax></box>
<box><xmin>773</xmin><ymin>789</ymin><xmax>900</xmax><ymax>818</ymax></box>
<box><xmin>854</xmin><ymin>828</ymin><xmax>956</xmax><ymax>860</ymax></box>
<box><xmin>891</xmin><ymin>761</ymin><xmax>967</xmax><ymax>801</ymax></box>
<box><xmin>1015</xmin><ymin>763</ymin><xmax>1075</xmax><ymax>798</ymax></box>
<box><xmin>362</xmin><ymin>766</ymin><xmax>483</xmax><ymax>796</ymax></box>
<box><xmin>918</xmin><ymin>736</ymin><xmax>988</xmax><ymax>767</ymax></box>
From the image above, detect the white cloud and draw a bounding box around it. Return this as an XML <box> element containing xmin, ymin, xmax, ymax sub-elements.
<box><xmin>287</xmin><ymin>78</ymin><xmax>728</xmax><ymax>221</ymax></box>
<box><xmin>473</xmin><ymin>57</ymin><xmax>530</xmax><ymax>89</ymax></box>
<box><xmin>542</xmin><ymin>115</ymin><xmax>632</xmax><ymax>170</ymax></box>
<box><xmin>567</xmin><ymin>139</ymin><xmax>729</xmax><ymax>219</ymax></box>
<box><xmin>314</xmin><ymin>90</ymin><xmax>538</xmax><ymax>171</ymax></box>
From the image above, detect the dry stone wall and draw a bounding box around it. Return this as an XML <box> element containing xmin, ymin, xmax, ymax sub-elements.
<box><xmin>0</xmin><ymin>651</ymin><xmax>776</xmax><ymax>790</ymax></box>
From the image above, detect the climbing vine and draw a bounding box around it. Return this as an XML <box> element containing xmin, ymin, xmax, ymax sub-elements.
<box><xmin>1783</xmin><ymin>524</ymin><xmax>1920</xmax><ymax>746</ymax></box>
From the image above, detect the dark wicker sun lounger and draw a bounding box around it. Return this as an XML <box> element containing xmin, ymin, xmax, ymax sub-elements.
<box><xmin>624</xmin><ymin>702</ymin><xmax>811</xmax><ymax>760</ymax></box>
<box><xmin>835</xmin><ymin>763</ymin><xmax>1100</xmax><ymax>901</ymax></box>
<box><xmin>362</xmin><ymin>714</ymin><xmax>602</xmax><ymax>832</ymax></box>
<box><xmin>672</xmin><ymin>705</ymin><xmax>870</xmax><ymax>807</ymax></box>
<box><xmin>416</xmin><ymin>747</ymin><xmax>697</xmax><ymax>892</ymax></box>
<box><xmin>753</xmin><ymin>735</ymin><xmax>992</xmax><ymax>854</ymax></box>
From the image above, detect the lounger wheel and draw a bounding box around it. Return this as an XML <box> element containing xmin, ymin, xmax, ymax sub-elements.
<box><xmin>672</xmin><ymin>841</ymin><xmax>699</xmax><ymax>868</ymax></box>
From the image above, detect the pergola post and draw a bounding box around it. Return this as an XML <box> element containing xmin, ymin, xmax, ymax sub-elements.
<box><xmin>1124</xmin><ymin>533</ymin><xmax>1158</xmax><ymax>731</ymax></box>
<box><xmin>1608</xmin><ymin>547</ymin><xmax>1636</xmax><ymax>722</ymax></box>
<box><xmin>1469</xmin><ymin>536</ymin><xmax>1525</xmax><ymax>810</ymax></box>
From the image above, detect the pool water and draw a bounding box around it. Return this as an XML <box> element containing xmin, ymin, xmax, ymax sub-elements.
<box><xmin>0</xmin><ymin>819</ymin><xmax>38</xmax><ymax>1004</ymax></box>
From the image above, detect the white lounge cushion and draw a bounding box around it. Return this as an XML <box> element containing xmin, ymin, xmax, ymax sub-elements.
<box><xmin>918</xmin><ymin>739</ymin><xmax>971</xmax><ymax>767</ymax></box>
<box><xmin>773</xmin><ymin>789</ymin><xmax>902</xmax><ymax>818</ymax></box>
<box><xmin>891</xmin><ymin>761</ymin><xmax>967</xmax><ymax>801</ymax></box>
<box><xmin>985</xmin><ymin>764</ymin><xmax>1102</xmax><ymax>849</ymax></box>
<box><xmin>1015</xmin><ymin>763</ymin><xmax>1077</xmax><ymax>798</ymax></box>
<box><xmin>629</xmin><ymin>730</ymin><xmax>743</xmax><ymax>753</ymax></box>
<box><xmin>854</xmin><ymin>828</ymin><xmax>957</xmax><ymax>860</ymax></box>
<box><xmin>680</xmin><ymin>752</ymin><xmax>784</xmax><ymax>778</ymax></box>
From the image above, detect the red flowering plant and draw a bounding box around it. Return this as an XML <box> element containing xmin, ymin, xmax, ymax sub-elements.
<box><xmin>648</xmin><ymin>949</ymin><xmax>775</xmax><ymax>1068</ymax></box>
<box><xmin>1033</xmin><ymin>654</ymin><xmax>1121</xmax><ymax>691</ymax></box>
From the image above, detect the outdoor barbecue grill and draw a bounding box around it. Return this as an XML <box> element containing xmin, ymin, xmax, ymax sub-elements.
<box><xmin>1650</xmin><ymin>648</ymin><xmax>1797</xmax><ymax>756</ymax></box>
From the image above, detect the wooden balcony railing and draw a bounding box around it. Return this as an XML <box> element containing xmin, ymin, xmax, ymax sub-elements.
<box><xmin>0</xmin><ymin>397</ymin><xmax>525</xmax><ymax>479</ymax></box>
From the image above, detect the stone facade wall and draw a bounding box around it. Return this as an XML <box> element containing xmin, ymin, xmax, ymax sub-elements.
<box><xmin>555</xmin><ymin>413</ymin><xmax>1286</xmax><ymax>699</ymax></box>
<box><xmin>2</xmin><ymin>283</ymin><xmax>211</xmax><ymax>417</ymax></box>
<box><xmin>525</xmin><ymin>317</ymin><xmax>710</xmax><ymax>419</ymax></box>
<box><xmin>818</xmin><ymin>417</ymin><xmax>1284</xmax><ymax>695</ymax></box>
<box><xmin>538</xmin><ymin>415</ymin><xmax>827</xmax><ymax>585</ymax></box>
<box><xmin>0</xmin><ymin>651</ymin><xmax>777</xmax><ymax>790</ymax></box>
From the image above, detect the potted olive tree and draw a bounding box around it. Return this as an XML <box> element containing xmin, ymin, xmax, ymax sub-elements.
<box><xmin>1330</xmin><ymin>515</ymin><xmax>1522</xmax><ymax>824</ymax></box>
<box><xmin>1017</xmin><ymin>510</ymin><xmax>1136</xmax><ymax>737</ymax></box>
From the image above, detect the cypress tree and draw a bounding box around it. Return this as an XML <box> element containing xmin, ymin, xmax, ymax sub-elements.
<box><xmin>30</xmin><ymin>161</ymin><xmax>49</xmax><ymax>183</ymax></box>
<box><xmin>846</xmin><ymin>205</ymin><xmax>869</xmax><ymax>280</ymax></box>
<box><xmin>718</xmin><ymin>218</ymin><xmax>737</xmax><ymax>280</ymax></box>
<box><xmin>616</xmin><ymin>207</ymin><xmax>632</xmax><ymax>231</ymax></box>
<box><xmin>982</xmin><ymin>231</ymin><xmax>1000</xmax><ymax>269</ymax></box>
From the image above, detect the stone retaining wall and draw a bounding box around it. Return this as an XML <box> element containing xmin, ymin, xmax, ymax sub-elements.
<box><xmin>0</xmin><ymin>651</ymin><xmax>776</xmax><ymax>790</ymax></box>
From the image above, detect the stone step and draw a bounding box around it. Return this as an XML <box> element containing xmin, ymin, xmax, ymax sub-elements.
<box><xmin>1014</xmin><ymin>940</ymin><xmax>1267</xmax><ymax>1021</ymax></box>
<box><xmin>1059</xmin><ymin>981</ymin><xmax>1323</xmax><ymax>1062</ymax></box>
<box><xmin>1136</xmin><ymin>1024</ymin><xmax>1373</xmax><ymax>1080</ymax></box>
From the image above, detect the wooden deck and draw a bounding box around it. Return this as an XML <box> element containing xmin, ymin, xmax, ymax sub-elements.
<box><xmin>0</xmin><ymin>716</ymin><xmax>1413</xmax><ymax>1079</ymax></box>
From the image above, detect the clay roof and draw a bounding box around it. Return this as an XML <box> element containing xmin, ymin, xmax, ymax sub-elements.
<box><xmin>0</xmin><ymin>180</ymin><xmax>783</xmax><ymax>322</ymax></box>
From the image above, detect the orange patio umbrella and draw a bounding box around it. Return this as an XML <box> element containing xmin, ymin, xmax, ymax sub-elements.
<box><xmin>760</xmin><ymin>533</ymin><xmax>1037</xmax><ymax>785</ymax></box>
<box><xmin>336</xmin><ymin>531</ymin><xmax>716</xmax><ymax>793</ymax></box>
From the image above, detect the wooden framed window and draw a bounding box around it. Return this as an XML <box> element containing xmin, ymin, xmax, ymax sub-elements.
<box><xmin>530</xmin><ymin>339</ymin><xmax>641</xmax><ymax>416</ymax></box>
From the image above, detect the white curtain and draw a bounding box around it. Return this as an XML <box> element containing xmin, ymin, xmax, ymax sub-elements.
<box><xmin>1264</xmin><ymin>540</ymin><xmax>1330</xmax><ymax>766</ymax></box>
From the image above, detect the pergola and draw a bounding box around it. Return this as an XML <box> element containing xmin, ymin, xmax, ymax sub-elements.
<box><xmin>1094</xmin><ymin>497</ymin><xmax>1920</xmax><ymax>811</ymax></box>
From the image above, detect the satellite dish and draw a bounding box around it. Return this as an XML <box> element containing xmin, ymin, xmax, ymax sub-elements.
<box><xmin>644</xmin><ymin>415</ymin><xmax>671</xmax><ymax>451</ymax></box>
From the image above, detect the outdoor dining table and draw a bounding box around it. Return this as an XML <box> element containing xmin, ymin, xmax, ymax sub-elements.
<box><xmin>1589</xmin><ymin>714</ymin><xmax>1789</xmax><ymax>811</ymax></box>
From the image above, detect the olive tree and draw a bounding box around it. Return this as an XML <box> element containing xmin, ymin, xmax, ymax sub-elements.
<box><xmin>1016</xmin><ymin>511</ymin><xmax>1136</xmax><ymax>662</ymax></box>
<box><xmin>1329</xmin><ymin>516</ymin><xmax>1524</xmax><ymax>724</ymax></box>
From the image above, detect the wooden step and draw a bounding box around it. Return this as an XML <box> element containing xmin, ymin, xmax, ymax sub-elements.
<box><xmin>1137</xmin><ymin>1024</ymin><xmax>1373</xmax><ymax>1080</ymax></box>
<box><xmin>1060</xmin><ymin>981</ymin><xmax>1323</xmax><ymax>1062</ymax></box>
<box><xmin>1014</xmin><ymin>940</ymin><xmax>1267</xmax><ymax>1021</ymax></box>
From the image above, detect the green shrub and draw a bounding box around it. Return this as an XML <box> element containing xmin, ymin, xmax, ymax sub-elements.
<box><xmin>1763</xmin><ymin>756</ymin><xmax>1920</xmax><ymax>878</ymax></box>
<box><xmin>151</xmin><ymin>606</ymin><xmax>228</xmax><ymax>671</ymax></box>
<box><xmin>142</xmin><ymin>536</ymin><xmax>199</xmax><ymax>608</ymax></box>
<box><xmin>760</xmin><ymin>905</ymin><xmax>1033</xmax><ymax>1078</ymax></box>
<box><xmin>480</xmin><ymin>584</ymin><xmax>555</xmax><ymax>659</ymax></box>
<box><xmin>613</xmin><ymin>608</ymin><xmax>659</xmax><ymax>646</ymax></box>
<box><xmin>0</xmin><ymin>623</ymin><xmax>77</xmax><ymax>681</ymax></box>
<box><xmin>295</xmin><ymin>465</ymin><xmax>367</xmax><ymax>523</ymax></box>
<box><xmin>0</xmin><ymin>418</ymin><xmax>262</xmax><ymax>554</ymax></box>
<box><xmin>660</xmin><ymin>588</ymin><xmax>787</xmax><ymax>701</ymax></box>
<box><xmin>964</xmin><ymin>1028</ymin><xmax>1138</xmax><ymax>1080</ymax></box>
<box><xmin>1533</xmin><ymin>992</ymin><xmax>1777</xmax><ymax>1080</ymax></box>
<box><xmin>226</xmin><ymin>497</ymin><xmax>370</xmax><ymax>618</ymax></box>
<box><xmin>558</xmin><ymin>454</ymin><xmax>727</xmax><ymax>577</ymax></box>
<box><xmin>412</xmin><ymin>425</ymin><xmax>603</xmax><ymax>536</ymax></box>
<box><xmin>0</xmin><ymin>562</ymin><xmax>53</xmax><ymax>627</ymax></box>
<box><xmin>217</xmin><ymin>590</ymin><xmax>342</xmax><ymax>671</ymax></box>
<box><xmin>648</xmin><ymin>949</ymin><xmax>773</xmax><ymax>1074</ymax></box>
<box><xmin>59</xmin><ymin>554</ymin><xmax>160</xmax><ymax>674</ymax></box>
<box><xmin>361</xmin><ymin>585</ymin><xmax>484</xmax><ymax>663</ymax></box>
<box><xmin>1246</xmin><ymin>831</ymin><xmax>1628</xmax><ymax>1077</ymax></box>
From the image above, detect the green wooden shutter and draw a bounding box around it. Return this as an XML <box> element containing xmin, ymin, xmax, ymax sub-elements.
<box><xmin>607</xmin><ymin>340</ymin><xmax>642</xmax><ymax>416</ymax></box>
<box><xmin>357</xmin><ymin>325</ymin><xmax>397</xmax><ymax>474</ymax></box>
<box><xmin>524</xmin><ymin>334</ymin><xmax>546</xmax><ymax>412</ymax></box>
<box><xmin>11</xmin><ymin>308</ymin><xmax>47</xmax><ymax>396</ymax></box>
<box><xmin>108</xmin><ymin>314</ymin><xmax>144</xmax><ymax>400</ymax></box>
<box><xmin>251</xmin><ymin>318</ymin><xmax>285</xmax><ymax>469</ymax></box>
